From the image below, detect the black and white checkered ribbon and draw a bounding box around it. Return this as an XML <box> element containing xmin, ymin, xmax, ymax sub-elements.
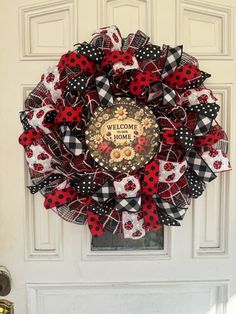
<box><xmin>115</xmin><ymin>197</ymin><xmax>141</xmax><ymax>213</ymax></box>
<box><xmin>153</xmin><ymin>194</ymin><xmax>187</xmax><ymax>220</ymax></box>
<box><xmin>162</xmin><ymin>84</ymin><xmax>177</xmax><ymax>107</ymax></box>
<box><xmin>161</xmin><ymin>45</ymin><xmax>183</xmax><ymax>79</ymax></box>
<box><xmin>186</xmin><ymin>150</ymin><xmax>216</xmax><ymax>182</ymax></box>
<box><xmin>27</xmin><ymin>173</ymin><xmax>65</xmax><ymax>194</ymax></box>
<box><xmin>96</xmin><ymin>75</ymin><xmax>114</xmax><ymax>107</ymax></box>
<box><xmin>92</xmin><ymin>180</ymin><xmax>116</xmax><ymax>203</ymax></box>
<box><xmin>92</xmin><ymin>180</ymin><xmax>141</xmax><ymax>213</ymax></box>
<box><xmin>60</xmin><ymin>125</ymin><xmax>83</xmax><ymax>156</ymax></box>
<box><xmin>151</xmin><ymin>45</ymin><xmax>182</xmax><ymax>108</ymax></box>
<box><xmin>175</xmin><ymin>123</ymin><xmax>217</xmax><ymax>183</ymax></box>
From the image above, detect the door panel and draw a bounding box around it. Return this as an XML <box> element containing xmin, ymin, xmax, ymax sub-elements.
<box><xmin>0</xmin><ymin>0</ymin><xmax>236</xmax><ymax>313</ymax></box>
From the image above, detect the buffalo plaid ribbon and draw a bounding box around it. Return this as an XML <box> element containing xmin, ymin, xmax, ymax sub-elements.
<box><xmin>60</xmin><ymin>125</ymin><xmax>83</xmax><ymax>156</ymax></box>
<box><xmin>91</xmin><ymin>180</ymin><xmax>141</xmax><ymax>213</ymax></box>
<box><xmin>153</xmin><ymin>194</ymin><xmax>187</xmax><ymax>221</ymax></box>
<box><xmin>96</xmin><ymin>75</ymin><xmax>114</xmax><ymax>107</ymax></box>
<box><xmin>115</xmin><ymin>197</ymin><xmax>141</xmax><ymax>213</ymax></box>
<box><xmin>175</xmin><ymin>125</ymin><xmax>217</xmax><ymax>183</ymax></box>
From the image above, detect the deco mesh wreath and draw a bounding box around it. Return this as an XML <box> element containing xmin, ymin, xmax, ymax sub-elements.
<box><xmin>19</xmin><ymin>25</ymin><xmax>231</xmax><ymax>239</ymax></box>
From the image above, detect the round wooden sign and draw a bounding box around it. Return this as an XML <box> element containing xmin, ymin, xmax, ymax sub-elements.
<box><xmin>85</xmin><ymin>98</ymin><xmax>160</xmax><ymax>172</ymax></box>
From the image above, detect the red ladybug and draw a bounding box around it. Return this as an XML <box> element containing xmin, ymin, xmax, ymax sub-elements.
<box><xmin>138</xmin><ymin>136</ymin><xmax>150</xmax><ymax>147</ymax></box>
<box><xmin>36</xmin><ymin>110</ymin><xmax>44</xmax><ymax>119</ymax></box>
<box><xmin>25</xmin><ymin>148</ymin><xmax>33</xmax><ymax>158</ymax></box>
<box><xmin>166</xmin><ymin>173</ymin><xmax>176</xmax><ymax>181</ymax></box>
<box><xmin>135</xmin><ymin>144</ymin><xmax>145</xmax><ymax>154</ymax></box>
<box><xmin>46</xmin><ymin>73</ymin><xmax>55</xmax><ymax>83</ymax></box>
<box><xmin>33</xmin><ymin>163</ymin><xmax>44</xmax><ymax>172</ymax></box>
<box><xmin>132</xmin><ymin>230</ymin><xmax>142</xmax><ymax>237</ymax></box>
<box><xmin>97</xmin><ymin>141</ymin><xmax>112</xmax><ymax>157</ymax></box>
<box><xmin>164</xmin><ymin>162</ymin><xmax>175</xmax><ymax>171</ymax></box>
<box><xmin>38</xmin><ymin>153</ymin><xmax>49</xmax><ymax>160</ymax></box>
<box><xmin>198</xmin><ymin>94</ymin><xmax>208</xmax><ymax>104</ymax></box>
<box><xmin>124</xmin><ymin>181</ymin><xmax>136</xmax><ymax>191</ymax></box>
<box><xmin>213</xmin><ymin>160</ymin><xmax>222</xmax><ymax>170</ymax></box>
<box><xmin>209</xmin><ymin>149</ymin><xmax>218</xmax><ymax>157</ymax></box>
<box><xmin>124</xmin><ymin>221</ymin><xmax>133</xmax><ymax>230</ymax></box>
<box><xmin>183</xmin><ymin>90</ymin><xmax>192</xmax><ymax>97</ymax></box>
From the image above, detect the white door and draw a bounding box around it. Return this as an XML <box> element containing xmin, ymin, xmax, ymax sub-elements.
<box><xmin>0</xmin><ymin>0</ymin><xmax>236</xmax><ymax>313</ymax></box>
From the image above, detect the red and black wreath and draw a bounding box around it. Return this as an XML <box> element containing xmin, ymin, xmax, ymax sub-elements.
<box><xmin>19</xmin><ymin>25</ymin><xmax>231</xmax><ymax>239</ymax></box>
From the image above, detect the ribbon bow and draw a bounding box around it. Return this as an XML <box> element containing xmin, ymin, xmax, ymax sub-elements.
<box><xmin>152</xmin><ymin>194</ymin><xmax>187</xmax><ymax>226</ymax></box>
<box><xmin>129</xmin><ymin>45</ymin><xmax>183</xmax><ymax>108</ymax></box>
<box><xmin>175</xmin><ymin>101</ymin><xmax>220</xmax><ymax>184</ymax></box>
<box><xmin>90</xmin><ymin>180</ymin><xmax>141</xmax><ymax>214</ymax></box>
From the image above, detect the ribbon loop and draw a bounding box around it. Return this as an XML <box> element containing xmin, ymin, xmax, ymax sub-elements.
<box><xmin>96</xmin><ymin>75</ymin><xmax>114</xmax><ymax>107</ymax></box>
<box><xmin>186</xmin><ymin>150</ymin><xmax>217</xmax><ymax>182</ymax></box>
<box><xmin>161</xmin><ymin>45</ymin><xmax>183</xmax><ymax>79</ymax></box>
<box><xmin>115</xmin><ymin>197</ymin><xmax>141</xmax><ymax>213</ymax></box>
<box><xmin>153</xmin><ymin>194</ymin><xmax>187</xmax><ymax>221</ymax></box>
<box><xmin>60</xmin><ymin>125</ymin><xmax>83</xmax><ymax>156</ymax></box>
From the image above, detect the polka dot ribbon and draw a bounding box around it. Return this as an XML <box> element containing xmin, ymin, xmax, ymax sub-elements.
<box><xmin>27</xmin><ymin>173</ymin><xmax>65</xmax><ymax>194</ymax></box>
<box><xmin>19</xmin><ymin>128</ymin><xmax>41</xmax><ymax>147</ymax></box>
<box><xmin>44</xmin><ymin>187</ymin><xmax>77</xmax><ymax>209</ymax></box>
<box><xmin>142</xmin><ymin>159</ymin><xmax>161</xmax><ymax>230</ymax></box>
<box><xmin>130</xmin><ymin>46</ymin><xmax>183</xmax><ymax>108</ymax></box>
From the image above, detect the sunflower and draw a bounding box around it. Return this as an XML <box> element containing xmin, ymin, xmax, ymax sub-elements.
<box><xmin>122</xmin><ymin>146</ymin><xmax>135</xmax><ymax>160</ymax></box>
<box><xmin>114</xmin><ymin>106</ymin><xmax>128</xmax><ymax>120</ymax></box>
<box><xmin>141</xmin><ymin>118</ymin><xmax>152</xmax><ymax>129</ymax></box>
<box><xmin>110</xmin><ymin>148</ymin><xmax>123</xmax><ymax>162</ymax></box>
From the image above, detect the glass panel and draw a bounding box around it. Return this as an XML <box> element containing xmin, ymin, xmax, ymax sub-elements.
<box><xmin>91</xmin><ymin>229</ymin><xmax>164</xmax><ymax>251</ymax></box>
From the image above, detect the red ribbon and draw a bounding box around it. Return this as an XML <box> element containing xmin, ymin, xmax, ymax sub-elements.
<box><xmin>55</xmin><ymin>107</ymin><xmax>82</xmax><ymax>124</ymax></box>
<box><xmin>164</xmin><ymin>64</ymin><xmax>201</xmax><ymax>89</ymax></box>
<box><xmin>142</xmin><ymin>159</ymin><xmax>161</xmax><ymax>230</ymax></box>
<box><xmin>58</xmin><ymin>52</ymin><xmax>96</xmax><ymax>74</ymax></box>
<box><xmin>19</xmin><ymin>128</ymin><xmax>41</xmax><ymax>147</ymax></box>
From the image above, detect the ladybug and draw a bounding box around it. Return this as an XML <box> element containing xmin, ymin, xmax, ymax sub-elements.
<box><xmin>97</xmin><ymin>141</ymin><xmax>112</xmax><ymax>157</ymax></box>
<box><xmin>164</xmin><ymin>162</ymin><xmax>175</xmax><ymax>171</ymax></box>
<box><xmin>198</xmin><ymin>94</ymin><xmax>208</xmax><ymax>104</ymax></box>
<box><xmin>166</xmin><ymin>173</ymin><xmax>176</xmax><ymax>181</ymax></box>
<box><xmin>33</xmin><ymin>163</ymin><xmax>44</xmax><ymax>172</ymax></box>
<box><xmin>124</xmin><ymin>180</ymin><xmax>136</xmax><ymax>191</ymax></box>
<box><xmin>36</xmin><ymin>110</ymin><xmax>44</xmax><ymax>119</ymax></box>
<box><xmin>132</xmin><ymin>230</ymin><xmax>142</xmax><ymax>237</ymax></box>
<box><xmin>124</xmin><ymin>221</ymin><xmax>133</xmax><ymax>230</ymax></box>
<box><xmin>138</xmin><ymin>136</ymin><xmax>150</xmax><ymax>147</ymax></box>
<box><xmin>134</xmin><ymin>144</ymin><xmax>145</xmax><ymax>154</ymax></box>
<box><xmin>46</xmin><ymin>73</ymin><xmax>55</xmax><ymax>83</ymax></box>
<box><xmin>38</xmin><ymin>153</ymin><xmax>49</xmax><ymax>160</ymax></box>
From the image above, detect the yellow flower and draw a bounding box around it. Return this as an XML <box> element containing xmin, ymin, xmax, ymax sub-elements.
<box><xmin>122</xmin><ymin>146</ymin><xmax>135</xmax><ymax>160</ymax></box>
<box><xmin>98</xmin><ymin>117</ymin><xmax>103</xmax><ymax>122</ymax></box>
<box><xmin>141</xmin><ymin>118</ymin><xmax>152</xmax><ymax>129</ymax></box>
<box><xmin>92</xmin><ymin>134</ymin><xmax>103</xmax><ymax>144</ymax></box>
<box><xmin>103</xmin><ymin>114</ymin><xmax>109</xmax><ymax>120</ymax></box>
<box><xmin>114</xmin><ymin>106</ymin><xmax>128</xmax><ymax>120</ymax></box>
<box><xmin>95</xmin><ymin>122</ymin><xmax>101</xmax><ymax>128</ymax></box>
<box><xmin>110</xmin><ymin>148</ymin><xmax>123</xmax><ymax>162</ymax></box>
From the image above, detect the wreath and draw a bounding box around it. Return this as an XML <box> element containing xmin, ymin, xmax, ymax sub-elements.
<box><xmin>19</xmin><ymin>25</ymin><xmax>231</xmax><ymax>239</ymax></box>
